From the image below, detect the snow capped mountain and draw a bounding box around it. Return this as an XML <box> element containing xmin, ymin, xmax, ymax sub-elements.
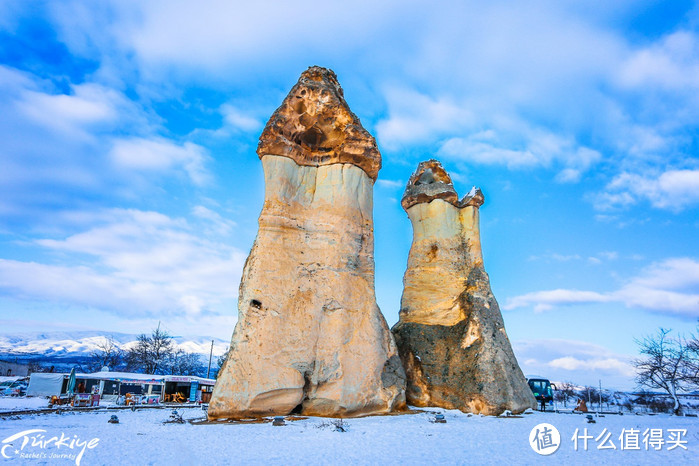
<box><xmin>0</xmin><ymin>330</ymin><xmax>228</xmax><ymax>359</ymax></box>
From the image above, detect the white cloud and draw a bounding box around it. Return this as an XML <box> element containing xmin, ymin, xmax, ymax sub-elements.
<box><xmin>556</xmin><ymin>148</ymin><xmax>603</xmax><ymax>183</ymax></box>
<box><xmin>513</xmin><ymin>338</ymin><xmax>635</xmax><ymax>389</ymax></box>
<box><xmin>192</xmin><ymin>205</ymin><xmax>236</xmax><ymax>235</ymax></box>
<box><xmin>550</xmin><ymin>254</ymin><xmax>582</xmax><ymax>262</ymax></box>
<box><xmin>48</xmin><ymin>0</ymin><xmax>405</xmax><ymax>73</ymax></box>
<box><xmin>439</xmin><ymin>137</ymin><xmax>540</xmax><ymax>168</ymax></box>
<box><xmin>548</xmin><ymin>356</ymin><xmax>634</xmax><ymax>376</ymax></box>
<box><xmin>19</xmin><ymin>87</ymin><xmax>114</xmax><ymax>129</ymax></box>
<box><xmin>375</xmin><ymin>88</ymin><xmax>473</xmax><ymax>149</ymax></box>
<box><xmin>528</xmin><ymin>253</ymin><xmax>584</xmax><ymax>262</ymax></box>
<box><xmin>614</xmin><ymin>258</ymin><xmax>699</xmax><ymax>316</ymax></box>
<box><xmin>530</xmin><ymin>251</ymin><xmax>619</xmax><ymax>265</ymax></box>
<box><xmin>615</xmin><ymin>287</ymin><xmax>699</xmax><ymax>316</ymax></box>
<box><xmin>599</xmin><ymin>251</ymin><xmax>618</xmax><ymax>261</ymax></box>
<box><xmin>626</xmin><ymin>257</ymin><xmax>699</xmax><ymax>290</ymax></box>
<box><xmin>435</xmin><ymin>126</ymin><xmax>602</xmax><ymax>179</ymax></box>
<box><xmin>597</xmin><ymin>169</ymin><xmax>699</xmax><ymax>211</ymax></box>
<box><xmin>505</xmin><ymin>257</ymin><xmax>699</xmax><ymax>318</ymax></box>
<box><xmin>376</xmin><ymin>179</ymin><xmax>404</xmax><ymax>189</ymax></box>
<box><xmin>587</xmin><ymin>251</ymin><xmax>618</xmax><ymax>264</ymax></box>
<box><xmin>616</xmin><ymin>31</ymin><xmax>699</xmax><ymax>91</ymax></box>
<box><xmin>0</xmin><ymin>260</ymin><xmax>166</xmax><ymax>314</ymax></box>
<box><xmin>504</xmin><ymin>289</ymin><xmax>611</xmax><ymax>312</ymax></box>
<box><xmin>14</xmin><ymin>81</ymin><xmax>153</xmax><ymax>142</ymax></box>
<box><xmin>591</xmin><ymin>190</ymin><xmax>636</xmax><ymax>212</ymax></box>
<box><xmin>0</xmin><ymin>65</ymin><xmax>211</xmax><ymax>224</ymax></box>
<box><xmin>220</xmin><ymin>104</ymin><xmax>262</xmax><ymax>132</ymax></box>
<box><xmin>109</xmin><ymin>138</ymin><xmax>210</xmax><ymax>185</ymax></box>
<box><xmin>1</xmin><ymin>208</ymin><xmax>247</xmax><ymax>317</ymax></box>
<box><xmin>0</xmin><ymin>65</ymin><xmax>35</xmax><ymax>91</ymax></box>
<box><xmin>24</xmin><ymin>0</ymin><xmax>696</xmax><ymax>197</ymax></box>
<box><xmin>555</xmin><ymin>168</ymin><xmax>581</xmax><ymax>183</ymax></box>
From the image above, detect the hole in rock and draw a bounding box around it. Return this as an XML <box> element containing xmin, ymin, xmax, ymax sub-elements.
<box><xmin>293</xmin><ymin>99</ymin><xmax>306</xmax><ymax>114</ymax></box>
<box><xmin>250</xmin><ymin>299</ymin><xmax>262</xmax><ymax>309</ymax></box>
<box><xmin>416</xmin><ymin>168</ymin><xmax>436</xmax><ymax>185</ymax></box>
<box><xmin>291</xmin><ymin>372</ymin><xmax>313</xmax><ymax>414</ymax></box>
<box><xmin>427</xmin><ymin>243</ymin><xmax>439</xmax><ymax>261</ymax></box>
<box><xmin>297</xmin><ymin>126</ymin><xmax>325</xmax><ymax>148</ymax></box>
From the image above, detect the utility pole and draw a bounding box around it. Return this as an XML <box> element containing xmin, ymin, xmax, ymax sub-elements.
<box><xmin>206</xmin><ymin>339</ymin><xmax>214</xmax><ymax>379</ymax></box>
<box><xmin>599</xmin><ymin>379</ymin><xmax>603</xmax><ymax>412</ymax></box>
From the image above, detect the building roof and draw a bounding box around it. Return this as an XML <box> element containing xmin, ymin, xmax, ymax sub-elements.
<box><xmin>32</xmin><ymin>370</ymin><xmax>215</xmax><ymax>385</ymax></box>
<box><xmin>84</xmin><ymin>371</ymin><xmax>216</xmax><ymax>385</ymax></box>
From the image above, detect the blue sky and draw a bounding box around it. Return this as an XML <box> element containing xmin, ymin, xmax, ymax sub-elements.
<box><xmin>1</xmin><ymin>0</ymin><xmax>698</xmax><ymax>390</ymax></box>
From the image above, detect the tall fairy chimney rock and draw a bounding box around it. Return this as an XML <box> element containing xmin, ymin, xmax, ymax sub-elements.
<box><xmin>392</xmin><ymin>160</ymin><xmax>536</xmax><ymax>415</ymax></box>
<box><xmin>209</xmin><ymin>67</ymin><xmax>406</xmax><ymax>420</ymax></box>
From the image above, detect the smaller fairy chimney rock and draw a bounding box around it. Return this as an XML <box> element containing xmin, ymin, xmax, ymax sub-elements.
<box><xmin>257</xmin><ymin>66</ymin><xmax>381</xmax><ymax>181</ymax></box>
<box><xmin>392</xmin><ymin>159</ymin><xmax>536</xmax><ymax>415</ymax></box>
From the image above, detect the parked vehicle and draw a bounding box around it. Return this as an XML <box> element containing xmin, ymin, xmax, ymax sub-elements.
<box><xmin>526</xmin><ymin>376</ymin><xmax>555</xmax><ymax>411</ymax></box>
<box><xmin>0</xmin><ymin>379</ymin><xmax>28</xmax><ymax>396</ymax></box>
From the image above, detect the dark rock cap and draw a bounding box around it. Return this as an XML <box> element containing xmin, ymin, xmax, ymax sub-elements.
<box><xmin>461</xmin><ymin>187</ymin><xmax>484</xmax><ymax>208</ymax></box>
<box><xmin>257</xmin><ymin>66</ymin><xmax>381</xmax><ymax>180</ymax></box>
<box><xmin>401</xmin><ymin>159</ymin><xmax>484</xmax><ymax>210</ymax></box>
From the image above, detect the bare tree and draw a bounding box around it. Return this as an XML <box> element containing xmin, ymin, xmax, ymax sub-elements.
<box><xmin>581</xmin><ymin>386</ymin><xmax>599</xmax><ymax>409</ymax></box>
<box><xmin>215</xmin><ymin>346</ymin><xmax>229</xmax><ymax>379</ymax></box>
<box><xmin>26</xmin><ymin>361</ymin><xmax>46</xmax><ymax>374</ymax></box>
<box><xmin>683</xmin><ymin>326</ymin><xmax>699</xmax><ymax>388</ymax></box>
<box><xmin>126</xmin><ymin>324</ymin><xmax>174</xmax><ymax>374</ymax></box>
<box><xmin>555</xmin><ymin>381</ymin><xmax>577</xmax><ymax>408</ymax></box>
<box><xmin>87</xmin><ymin>335</ymin><xmax>123</xmax><ymax>372</ymax></box>
<box><xmin>633</xmin><ymin>328</ymin><xmax>688</xmax><ymax>415</ymax></box>
<box><xmin>167</xmin><ymin>350</ymin><xmax>202</xmax><ymax>376</ymax></box>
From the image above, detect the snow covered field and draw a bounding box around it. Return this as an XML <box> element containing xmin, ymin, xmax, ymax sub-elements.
<box><xmin>0</xmin><ymin>397</ymin><xmax>47</xmax><ymax>413</ymax></box>
<box><xmin>0</xmin><ymin>401</ymin><xmax>696</xmax><ymax>465</ymax></box>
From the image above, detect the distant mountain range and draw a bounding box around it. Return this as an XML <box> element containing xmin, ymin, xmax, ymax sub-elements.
<box><xmin>0</xmin><ymin>330</ymin><xmax>229</xmax><ymax>372</ymax></box>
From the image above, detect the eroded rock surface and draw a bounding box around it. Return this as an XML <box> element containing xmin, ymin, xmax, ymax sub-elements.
<box><xmin>392</xmin><ymin>160</ymin><xmax>536</xmax><ymax>415</ymax></box>
<box><xmin>209</xmin><ymin>67</ymin><xmax>405</xmax><ymax>420</ymax></box>
<box><xmin>257</xmin><ymin>66</ymin><xmax>381</xmax><ymax>181</ymax></box>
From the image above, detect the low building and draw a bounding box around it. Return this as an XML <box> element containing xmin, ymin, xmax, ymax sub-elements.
<box><xmin>27</xmin><ymin>370</ymin><xmax>215</xmax><ymax>403</ymax></box>
<box><xmin>0</xmin><ymin>359</ymin><xmax>31</xmax><ymax>377</ymax></box>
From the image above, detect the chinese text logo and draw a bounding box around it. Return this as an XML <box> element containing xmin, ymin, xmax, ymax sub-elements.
<box><xmin>529</xmin><ymin>423</ymin><xmax>561</xmax><ymax>455</ymax></box>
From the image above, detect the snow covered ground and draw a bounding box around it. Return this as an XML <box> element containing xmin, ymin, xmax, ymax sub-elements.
<box><xmin>0</xmin><ymin>400</ymin><xmax>696</xmax><ymax>465</ymax></box>
<box><xmin>0</xmin><ymin>397</ymin><xmax>47</xmax><ymax>413</ymax></box>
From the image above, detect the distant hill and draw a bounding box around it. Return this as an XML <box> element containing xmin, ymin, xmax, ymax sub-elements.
<box><xmin>0</xmin><ymin>330</ymin><xmax>229</xmax><ymax>373</ymax></box>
